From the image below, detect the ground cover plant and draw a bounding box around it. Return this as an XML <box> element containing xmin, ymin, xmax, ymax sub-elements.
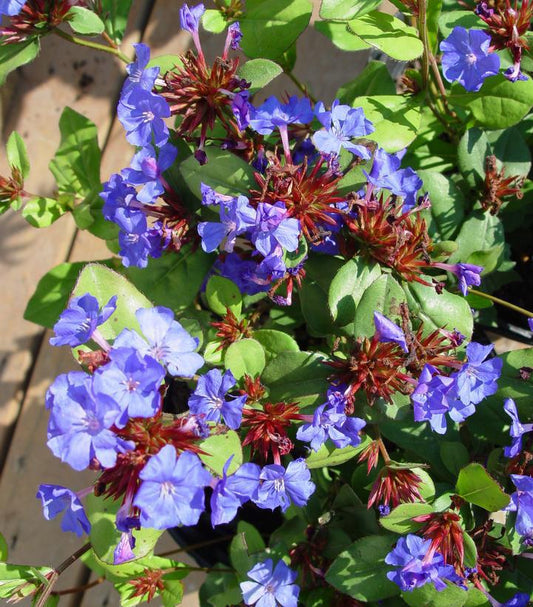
<box><xmin>1</xmin><ymin>0</ymin><xmax>533</xmax><ymax>605</ymax></box>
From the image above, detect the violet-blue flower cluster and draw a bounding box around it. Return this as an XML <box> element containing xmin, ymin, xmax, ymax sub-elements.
<box><xmin>103</xmin><ymin>44</ymin><xmax>176</xmax><ymax>267</ymax></box>
<box><xmin>385</xmin><ymin>534</ymin><xmax>464</xmax><ymax>592</ymax></box>
<box><xmin>412</xmin><ymin>342</ymin><xmax>502</xmax><ymax>433</ymax></box>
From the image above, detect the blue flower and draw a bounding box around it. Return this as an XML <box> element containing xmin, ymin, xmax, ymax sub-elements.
<box><xmin>47</xmin><ymin>373</ymin><xmax>133</xmax><ymax>471</ymax></box>
<box><xmin>122</xmin><ymin>143</ymin><xmax>177</xmax><ymax>204</ymax></box>
<box><xmin>297</xmin><ymin>387</ymin><xmax>366</xmax><ymax>451</ymax></box>
<box><xmin>215</xmin><ymin>253</ymin><xmax>271</xmax><ymax>296</ymax></box>
<box><xmin>250</xmin><ymin>202</ymin><xmax>300</xmax><ymax>257</ymax></box>
<box><xmin>114</xmin><ymin>306</ymin><xmax>204</xmax><ymax>377</ymax></box>
<box><xmin>101</xmin><ymin>173</ymin><xmax>146</xmax><ymax>234</ymax></box>
<box><xmin>454</xmin><ymin>342</ymin><xmax>502</xmax><ymax>406</ymax></box>
<box><xmin>506</xmin><ymin>474</ymin><xmax>533</xmax><ymax>545</ymax></box>
<box><xmin>373</xmin><ymin>311</ymin><xmax>408</xmax><ymax>353</ymax></box>
<box><xmin>254</xmin><ymin>459</ymin><xmax>315</xmax><ymax>512</ymax></box>
<box><xmin>124</xmin><ymin>43</ymin><xmax>159</xmax><ymax>93</ymax></box>
<box><xmin>133</xmin><ymin>445</ymin><xmax>211</xmax><ymax>529</ymax></box>
<box><xmin>385</xmin><ymin>534</ymin><xmax>463</xmax><ymax>592</ymax></box>
<box><xmin>440</xmin><ymin>27</ymin><xmax>500</xmax><ymax>92</ymax></box>
<box><xmin>312</xmin><ymin>99</ymin><xmax>374</xmax><ymax>159</ymax></box>
<box><xmin>249</xmin><ymin>96</ymin><xmax>313</xmax><ymax>135</ymax></box>
<box><xmin>502</xmin><ymin>593</ymin><xmax>531</xmax><ymax>607</ymax></box>
<box><xmin>188</xmin><ymin>369</ymin><xmax>247</xmax><ymax>429</ymax></box>
<box><xmin>197</xmin><ymin>195</ymin><xmax>256</xmax><ymax>253</ymax></box>
<box><xmin>503</xmin><ymin>398</ymin><xmax>533</xmax><ymax>458</ymax></box>
<box><xmin>412</xmin><ymin>365</ymin><xmax>455</xmax><ymax>434</ymax></box>
<box><xmin>117</xmin><ymin>87</ymin><xmax>170</xmax><ymax>148</ymax></box>
<box><xmin>93</xmin><ymin>347</ymin><xmax>165</xmax><ymax>428</ymax></box>
<box><xmin>0</xmin><ymin>0</ymin><xmax>25</xmax><ymax>16</ymax></box>
<box><xmin>232</xmin><ymin>91</ymin><xmax>252</xmax><ymax>131</ymax></box>
<box><xmin>210</xmin><ymin>458</ymin><xmax>261</xmax><ymax>526</ymax></box>
<box><xmin>179</xmin><ymin>3</ymin><xmax>205</xmax><ymax>34</ymax></box>
<box><xmin>50</xmin><ymin>293</ymin><xmax>116</xmax><ymax>348</ymax></box>
<box><xmin>364</xmin><ymin>147</ymin><xmax>423</xmax><ymax>209</ymax></box>
<box><xmin>36</xmin><ymin>484</ymin><xmax>91</xmax><ymax>537</ymax></box>
<box><xmin>118</xmin><ymin>224</ymin><xmax>164</xmax><ymax>268</ymax></box>
<box><xmin>240</xmin><ymin>559</ymin><xmax>299</xmax><ymax>607</ymax></box>
<box><xmin>226</xmin><ymin>22</ymin><xmax>242</xmax><ymax>52</ymax></box>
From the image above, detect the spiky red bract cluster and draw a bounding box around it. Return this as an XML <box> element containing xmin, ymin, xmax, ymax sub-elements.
<box><xmin>481</xmin><ymin>155</ymin><xmax>524</xmax><ymax>215</ymax></box>
<box><xmin>211</xmin><ymin>307</ymin><xmax>253</xmax><ymax>350</ymax></box>
<box><xmin>160</xmin><ymin>52</ymin><xmax>250</xmax><ymax>154</ymax></box>
<box><xmin>240</xmin><ymin>374</ymin><xmax>267</xmax><ymax>403</ymax></box>
<box><xmin>241</xmin><ymin>401</ymin><xmax>303</xmax><ymax>462</ymax></box>
<box><xmin>478</xmin><ymin>0</ymin><xmax>533</xmax><ymax>59</ymax></box>
<box><xmin>326</xmin><ymin>337</ymin><xmax>412</xmax><ymax>409</ymax></box>
<box><xmin>0</xmin><ymin>168</ymin><xmax>23</xmax><ymax>208</ymax></box>
<box><xmin>250</xmin><ymin>156</ymin><xmax>345</xmax><ymax>243</ymax></box>
<box><xmin>96</xmin><ymin>413</ymin><xmax>204</xmax><ymax>502</ymax></box>
<box><xmin>404</xmin><ymin>325</ymin><xmax>464</xmax><ymax>375</ymax></box>
<box><xmin>344</xmin><ymin>193</ymin><xmax>433</xmax><ymax>284</ymax></box>
<box><xmin>413</xmin><ymin>511</ymin><xmax>465</xmax><ymax>573</ymax></box>
<box><xmin>471</xmin><ymin>520</ymin><xmax>511</xmax><ymax>585</ymax></box>
<box><xmin>128</xmin><ymin>569</ymin><xmax>166</xmax><ymax>602</ymax></box>
<box><xmin>368</xmin><ymin>466</ymin><xmax>424</xmax><ymax>509</ymax></box>
<box><xmin>0</xmin><ymin>0</ymin><xmax>72</xmax><ymax>42</ymax></box>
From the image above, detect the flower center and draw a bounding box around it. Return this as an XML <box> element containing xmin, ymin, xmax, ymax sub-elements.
<box><xmin>466</xmin><ymin>53</ymin><xmax>477</xmax><ymax>65</ymax></box>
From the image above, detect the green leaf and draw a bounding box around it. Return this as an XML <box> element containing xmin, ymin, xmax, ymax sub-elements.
<box><xmin>205</xmin><ymin>275</ymin><xmax>242</xmax><ymax>316</ymax></box>
<box><xmin>379</xmin><ymin>503</ymin><xmax>434</xmax><ymax>534</ymax></box>
<box><xmin>426</xmin><ymin>0</ymin><xmax>443</xmax><ymax>52</ymax></box>
<box><xmin>354</xmin><ymin>273</ymin><xmax>407</xmax><ymax>337</ymax></box>
<box><xmin>337</xmin><ymin>61</ymin><xmax>395</xmax><ymax>103</ymax></box>
<box><xmin>450</xmin><ymin>75</ymin><xmax>533</xmax><ymax>129</ymax></box>
<box><xmin>457</xmin><ymin>127</ymin><xmax>491</xmax><ymax>189</ymax></box>
<box><xmin>456</xmin><ymin>463</ymin><xmax>510</xmax><ymax>511</ymax></box>
<box><xmin>86</xmin><ymin>494</ymin><xmax>163</xmax><ymax>569</ymax></box>
<box><xmin>73</xmin><ymin>263</ymin><xmax>152</xmax><ymax>340</ymax></box>
<box><xmin>252</xmin><ymin>329</ymin><xmax>299</xmax><ymax>361</ymax></box>
<box><xmin>99</xmin><ymin>0</ymin><xmax>133</xmax><ymax>43</ymax></box>
<box><xmin>22</xmin><ymin>196</ymin><xmax>66</xmax><ymax>227</ymax></box>
<box><xmin>299</xmin><ymin>278</ymin><xmax>336</xmax><ymax>337</ymax></box>
<box><xmin>262</xmin><ymin>351</ymin><xmax>330</xmax><ymax>407</ymax></box>
<box><xmin>448</xmin><ymin>211</ymin><xmax>505</xmax><ymax>267</ymax></box>
<box><xmin>224</xmin><ymin>338</ymin><xmax>266</xmax><ymax>379</ymax></box>
<box><xmin>0</xmin><ymin>39</ymin><xmax>40</xmax><ymax>86</ymax></box>
<box><xmin>356</xmin><ymin>95</ymin><xmax>422</xmax><ymax>152</ymax></box>
<box><xmin>147</xmin><ymin>54</ymin><xmax>183</xmax><ymax>74</ymax></box>
<box><xmin>438</xmin><ymin>10</ymin><xmax>484</xmax><ymax>39</ymax></box>
<box><xmin>229</xmin><ymin>521</ymin><xmax>266</xmax><ymax>577</ymax></box>
<box><xmin>417</xmin><ymin>171</ymin><xmax>465</xmax><ymax>240</ymax></box>
<box><xmin>325</xmin><ymin>535</ymin><xmax>400</xmax><ymax>601</ymax></box>
<box><xmin>67</xmin><ymin>6</ymin><xmax>105</xmax><ymax>35</ymax></box>
<box><xmin>0</xmin><ymin>563</ymin><xmax>53</xmax><ymax>600</ymax></box>
<box><xmin>202</xmin><ymin>9</ymin><xmax>227</xmax><ymax>33</ymax></box>
<box><xmin>199</xmin><ymin>570</ymin><xmax>242</xmax><ymax>607</ymax></box>
<box><xmin>49</xmin><ymin>107</ymin><xmax>101</xmax><ymax>197</ymax></box>
<box><xmin>6</xmin><ymin>131</ymin><xmax>30</xmax><ymax>179</ymax></box>
<box><xmin>403</xmin><ymin>281</ymin><xmax>474</xmax><ymax>339</ymax></box>
<box><xmin>126</xmin><ymin>247</ymin><xmax>214</xmax><ymax>312</ymax></box>
<box><xmin>484</xmin><ymin>348</ymin><xmax>533</xmax><ymax>413</ymax></box>
<box><xmin>240</xmin><ymin>0</ymin><xmax>312</xmax><ymax>60</ymax></box>
<box><xmin>199</xmin><ymin>430</ymin><xmax>243</xmax><ymax>476</ymax></box>
<box><xmin>179</xmin><ymin>147</ymin><xmax>255</xmax><ymax>197</ymax></box>
<box><xmin>347</xmin><ymin>11</ymin><xmax>424</xmax><ymax>61</ymax></box>
<box><xmin>314</xmin><ymin>21</ymin><xmax>370</xmax><ymax>52</ymax></box>
<box><xmin>319</xmin><ymin>0</ymin><xmax>381</xmax><ymax>20</ymax></box>
<box><xmin>24</xmin><ymin>260</ymin><xmax>114</xmax><ymax>328</ymax></box>
<box><xmin>402</xmin><ymin>581</ymin><xmax>470</xmax><ymax>607</ymax></box>
<box><xmin>439</xmin><ymin>441</ymin><xmax>470</xmax><ymax>477</ymax></box>
<box><xmin>329</xmin><ymin>258</ymin><xmax>381</xmax><ymax>328</ymax></box>
<box><xmin>237</xmin><ymin>58</ymin><xmax>283</xmax><ymax>94</ymax></box>
<box><xmin>486</xmin><ymin>127</ymin><xmax>532</xmax><ymax>179</ymax></box>
<box><xmin>306</xmin><ymin>434</ymin><xmax>372</xmax><ymax>469</ymax></box>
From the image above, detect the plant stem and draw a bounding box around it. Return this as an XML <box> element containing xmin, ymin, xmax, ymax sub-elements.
<box><xmin>35</xmin><ymin>543</ymin><xmax>91</xmax><ymax>607</ymax></box>
<box><xmin>52</xmin><ymin>28</ymin><xmax>130</xmax><ymax>63</ymax></box>
<box><xmin>53</xmin><ymin>577</ymin><xmax>106</xmax><ymax>596</ymax></box>
<box><xmin>284</xmin><ymin>70</ymin><xmax>317</xmax><ymax>104</ymax></box>
<box><xmin>377</xmin><ymin>438</ymin><xmax>391</xmax><ymax>465</ymax></box>
<box><xmin>470</xmin><ymin>288</ymin><xmax>533</xmax><ymax>318</ymax></box>
<box><xmin>418</xmin><ymin>0</ymin><xmax>430</xmax><ymax>91</ymax></box>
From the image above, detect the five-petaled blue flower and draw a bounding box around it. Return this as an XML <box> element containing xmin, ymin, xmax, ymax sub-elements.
<box><xmin>254</xmin><ymin>459</ymin><xmax>315</xmax><ymax>512</ymax></box>
<box><xmin>503</xmin><ymin>398</ymin><xmax>533</xmax><ymax>458</ymax></box>
<box><xmin>240</xmin><ymin>559</ymin><xmax>300</xmax><ymax>607</ymax></box>
<box><xmin>506</xmin><ymin>474</ymin><xmax>533</xmax><ymax>546</ymax></box>
<box><xmin>133</xmin><ymin>445</ymin><xmax>211</xmax><ymax>529</ymax></box>
<box><xmin>188</xmin><ymin>368</ymin><xmax>247</xmax><ymax>429</ymax></box>
<box><xmin>440</xmin><ymin>26</ymin><xmax>500</xmax><ymax>92</ymax></box>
